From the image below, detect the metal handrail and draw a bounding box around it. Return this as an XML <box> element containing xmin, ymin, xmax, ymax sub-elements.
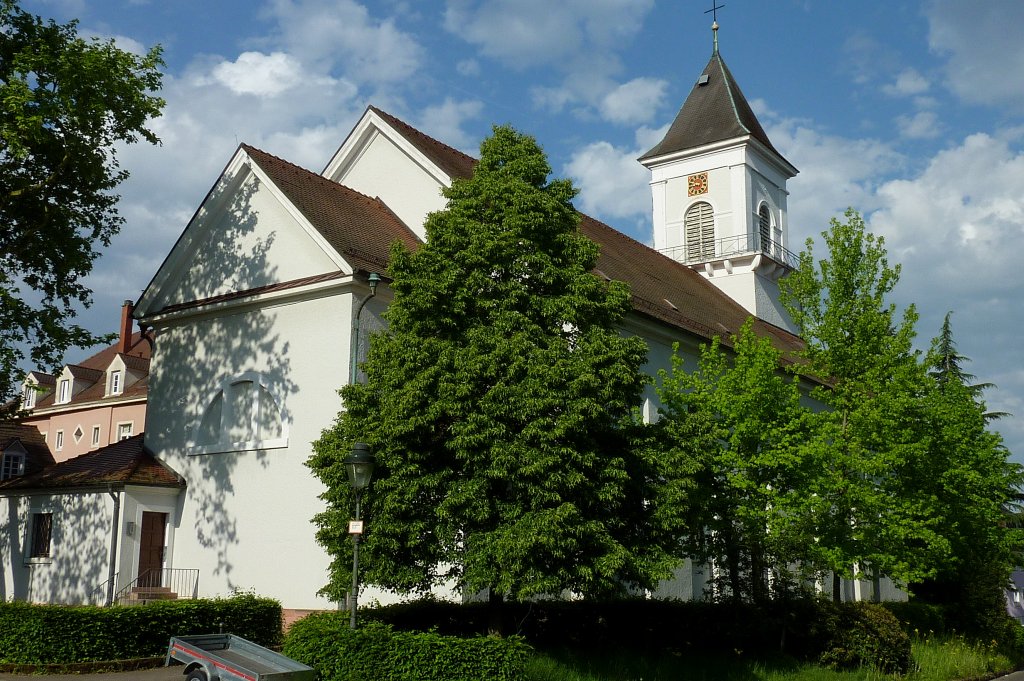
<box><xmin>659</xmin><ymin>233</ymin><xmax>799</xmax><ymax>269</ymax></box>
<box><xmin>91</xmin><ymin>572</ymin><xmax>118</xmax><ymax>606</ymax></box>
<box><xmin>111</xmin><ymin>567</ymin><xmax>199</xmax><ymax>606</ymax></box>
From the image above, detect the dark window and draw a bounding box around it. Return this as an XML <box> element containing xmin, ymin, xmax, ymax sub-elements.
<box><xmin>758</xmin><ymin>204</ymin><xmax>772</xmax><ymax>253</ymax></box>
<box><xmin>30</xmin><ymin>513</ymin><xmax>52</xmax><ymax>558</ymax></box>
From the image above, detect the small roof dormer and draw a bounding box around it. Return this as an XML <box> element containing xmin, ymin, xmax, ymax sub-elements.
<box><xmin>54</xmin><ymin>364</ymin><xmax>103</xmax><ymax>405</ymax></box>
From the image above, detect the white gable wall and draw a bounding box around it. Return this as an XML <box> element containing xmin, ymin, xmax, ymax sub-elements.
<box><xmin>160</xmin><ymin>173</ymin><xmax>343</xmax><ymax>309</ymax></box>
<box><xmin>328</xmin><ymin>131</ymin><xmax>447</xmax><ymax>241</ymax></box>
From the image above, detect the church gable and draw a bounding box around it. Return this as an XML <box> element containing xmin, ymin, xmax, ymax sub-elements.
<box><xmin>136</xmin><ymin>148</ymin><xmax>354</xmax><ymax>318</ymax></box>
<box><xmin>322</xmin><ymin>107</ymin><xmax>476</xmax><ymax>239</ymax></box>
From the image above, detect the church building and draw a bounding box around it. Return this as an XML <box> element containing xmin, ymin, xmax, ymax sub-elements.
<box><xmin>0</xmin><ymin>22</ymin><xmax>897</xmax><ymax>611</ymax></box>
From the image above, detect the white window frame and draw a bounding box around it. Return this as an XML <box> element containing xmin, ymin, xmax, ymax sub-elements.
<box><xmin>91</xmin><ymin>425</ymin><xmax>101</xmax><ymax>447</ymax></box>
<box><xmin>116</xmin><ymin>422</ymin><xmax>134</xmax><ymax>440</ymax></box>
<box><xmin>1</xmin><ymin>450</ymin><xmax>25</xmax><ymax>480</ymax></box>
<box><xmin>55</xmin><ymin>430</ymin><xmax>64</xmax><ymax>451</ymax></box>
<box><xmin>22</xmin><ymin>384</ymin><xmax>35</xmax><ymax>409</ymax></box>
<box><xmin>58</xmin><ymin>379</ymin><xmax>70</xmax><ymax>404</ymax></box>
<box><xmin>110</xmin><ymin>370</ymin><xmax>122</xmax><ymax>395</ymax></box>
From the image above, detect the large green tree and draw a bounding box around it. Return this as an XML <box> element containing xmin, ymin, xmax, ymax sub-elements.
<box><xmin>0</xmin><ymin>0</ymin><xmax>164</xmax><ymax>410</ymax></box>
<box><xmin>781</xmin><ymin>208</ymin><xmax>946</xmax><ymax>600</ymax></box>
<box><xmin>310</xmin><ymin>126</ymin><xmax>669</xmax><ymax>613</ymax></box>
<box><xmin>654</xmin><ymin>320</ymin><xmax>811</xmax><ymax>603</ymax></box>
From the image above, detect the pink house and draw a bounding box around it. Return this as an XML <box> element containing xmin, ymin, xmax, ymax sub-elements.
<box><xmin>20</xmin><ymin>301</ymin><xmax>150</xmax><ymax>462</ymax></box>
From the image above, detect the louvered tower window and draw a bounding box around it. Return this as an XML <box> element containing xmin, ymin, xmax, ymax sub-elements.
<box><xmin>758</xmin><ymin>203</ymin><xmax>772</xmax><ymax>254</ymax></box>
<box><xmin>685</xmin><ymin>201</ymin><xmax>715</xmax><ymax>261</ymax></box>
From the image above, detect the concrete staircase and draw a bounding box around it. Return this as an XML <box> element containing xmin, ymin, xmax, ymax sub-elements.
<box><xmin>120</xmin><ymin>585</ymin><xmax>178</xmax><ymax>605</ymax></box>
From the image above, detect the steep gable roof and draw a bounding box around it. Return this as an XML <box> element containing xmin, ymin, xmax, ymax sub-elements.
<box><xmin>0</xmin><ymin>434</ymin><xmax>183</xmax><ymax>493</ymax></box>
<box><xmin>639</xmin><ymin>51</ymin><xmax>787</xmax><ymax>163</ymax></box>
<box><xmin>243</xmin><ymin>144</ymin><xmax>421</xmax><ymax>274</ymax></box>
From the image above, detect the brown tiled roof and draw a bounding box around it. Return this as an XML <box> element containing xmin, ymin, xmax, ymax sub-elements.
<box><xmin>0</xmin><ymin>422</ymin><xmax>54</xmax><ymax>475</ymax></box>
<box><xmin>580</xmin><ymin>215</ymin><xmax>803</xmax><ymax>354</ymax></box>
<box><xmin>66</xmin><ymin>364</ymin><xmax>104</xmax><ymax>382</ymax></box>
<box><xmin>0</xmin><ymin>434</ymin><xmax>183</xmax><ymax>492</ymax></box>
<box><xmin>369</xmin><ymin>106</ymin><xmax>478</xmax><ymax>181</ymax></box>
<box><xmin>640</xmin><ymin>51</ymin><xmax>787</xmax><ymax>163</ymax></box>
<box><xmin>28</xmin><ymin>372</ymin><xmax>55</xmax><ymax>386</ymax></box>
<box><xmin>365</xmin><ymin>108</ymin><xmax>804</xmax><ymax>354</ymax></box>
<box><xmin>120</xmin><ymin>353</ymin><xmax>151</xmax><ymax>373</ymax></box>
<box><xmin>243</xmin><ymin>144</ymin><xmax>422</xmax><ymax>274</ymax></box>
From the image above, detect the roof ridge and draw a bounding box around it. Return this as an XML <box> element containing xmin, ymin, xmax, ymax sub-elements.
<box><xmin>714</xmin><ymin>52</ymin><xmax>751</xmax><ymax>137</ymax></box>
<box><xmin>369</xmin><ymin>106</ymin><xmax>477</xmax><ymax>169</ymax></box>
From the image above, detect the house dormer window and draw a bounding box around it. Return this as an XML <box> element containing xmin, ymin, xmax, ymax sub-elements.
<box><xmin>22</xmin><ymin>384</ymin><xmax>35</xmax><ymax>409</ymax></box>
<box><xmin>58</xmin><ymin>379</ymin><xmax>70</xmax><ymax>404</ymax></box>
<box><xmin>111</xmin><ymin>370</ymin><xmax>122</xmax><ymax>395</ymax></box>
<box><xmin>1</xmin><ymin>450</ymin><xmax>25</xmax><ymax>480</ymax></box>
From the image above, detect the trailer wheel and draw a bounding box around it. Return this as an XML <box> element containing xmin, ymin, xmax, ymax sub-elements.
<box><xmin>185</xmin><ymin>670</ymin><xmax>208</xmax><ymax>681</ymax></box>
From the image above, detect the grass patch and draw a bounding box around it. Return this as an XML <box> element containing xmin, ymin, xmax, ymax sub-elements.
<box><xmin>524</xmin><ymin>636</ymin><xmax>1017</xmax><ymax>681</ymax></box>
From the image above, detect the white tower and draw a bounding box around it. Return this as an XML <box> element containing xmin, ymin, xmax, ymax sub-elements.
<box><xmin>639</xmin><ymin>22</ymin><xmax>799</xmax><ymax>333</ymax></box>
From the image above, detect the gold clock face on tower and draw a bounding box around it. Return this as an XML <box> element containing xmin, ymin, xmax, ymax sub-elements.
<box><xmin>688</xmin><ymin>172</ymin><xmax>709</xmax><ymax>196</ymax></box>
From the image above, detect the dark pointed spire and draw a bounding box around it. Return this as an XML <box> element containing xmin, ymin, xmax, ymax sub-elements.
<box><xmin>639</xmin><ymin>50</ymin><xmax>787</xmax><ymax>164</ymax></box>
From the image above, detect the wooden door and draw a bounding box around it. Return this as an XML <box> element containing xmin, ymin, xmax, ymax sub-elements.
<box><xmin>138</xmin><ymin>512</ymin><xmax>167</xmax><ymax>587</ymax></box>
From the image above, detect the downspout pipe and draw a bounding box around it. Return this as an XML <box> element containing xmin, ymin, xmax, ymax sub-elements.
<box><xmin>106</xmin><ymin>486</ymin><xmax>121</xmax><ymax>606</ymax></box>
<box><xmin>349</xmin><ymin>273</ymin><xmax>381</xmax><ymax>385</ymax></box>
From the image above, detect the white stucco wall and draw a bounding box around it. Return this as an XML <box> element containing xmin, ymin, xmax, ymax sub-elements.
<box><xmin>0</xmin><ymin>492</ymin><xmax>116</xmax><ymax>604</ymax></box>
<box><xmin>145</xmin><ymin>288</ymin><xmax>357</xmax><ymax>609</ymax></box>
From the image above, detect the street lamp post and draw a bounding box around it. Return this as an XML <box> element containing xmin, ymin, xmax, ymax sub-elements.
<box><xmin>344</xmin><ymin>442</ymin><xmax>375</xmax><ymax>629</ymax></box>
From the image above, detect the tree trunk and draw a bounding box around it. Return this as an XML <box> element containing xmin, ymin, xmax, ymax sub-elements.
<box><xmin>487</xmin><ymin>588</ymin><xmax>506</xmax><ymax>637</ymax></box>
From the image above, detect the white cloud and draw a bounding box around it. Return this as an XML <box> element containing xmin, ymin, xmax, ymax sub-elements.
<box><xmin>418</xmin><ymin>98</ymin><xmax>485</xmax><ymax>153</ymax></box>
<box><xmin>896</xmin><ymin>111</ymin><xmax>941</xmax><ymax>140</ymax></box>
<box><xmin>564</xmin><ymin>140</ymin><xmax>651</xmax><ymax>221</ymax></box>
<box><xmin>444</xmin><ymin>0</ymin><xmax>652</xmax><ymax>69</ymax></box>
<box><xmin>260</xmin><ymin>0</ymin><xmax>424</xmax><ymax>84</ymax></box>
<box><xmin>926</xmin><ymin>0</ymin><xmax>1024</xmax><ymax>111</ymax></box>
<box><xmin>882</xmin><ymin>67</ymin><xmax>930</xmax><ymax>97</ymax></box>
<box><xmin>768</xmin><ymin>119</ymin><xmax>903</xmax><ymax>243</ymax></box>
<box><xmin>599</xmin><ymin>77</ymin><xmax>668</xmax><ymax>125</ymax></box>
<box><xmin>456</xmin><ymin>59</ymin><xmax>481</xmax><ymax>77</ymax></box>
<box><xmin>211</xmin><ymin>52</ymin><xmax>306</xmax><ymax>97</ymax></box>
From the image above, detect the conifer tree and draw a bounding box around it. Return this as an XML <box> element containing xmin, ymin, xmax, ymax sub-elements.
<box><xmin>911</xmin><ymin>314</ymin><xmax>1023</xmax><ymax>637</ymax></box>
<box><xmin>310</xmin><ymin>126</ymin><xmax>665</xmax><ymax>616</ymax></box>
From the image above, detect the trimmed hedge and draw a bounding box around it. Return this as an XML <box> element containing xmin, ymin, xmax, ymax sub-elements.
<box><xmin>347</xmin><ymin>597</ymin><xmax>914</xmax><ymax>674</ymax></box>
<box><xmin>284</xmin><ymin>612</ymin><xmax>529</xmax><ymax>681</ymax></box>
<box><xmin>0</xmin><ymin>593</ymin><xmax>281</xmax><ymax>664</ymax></box>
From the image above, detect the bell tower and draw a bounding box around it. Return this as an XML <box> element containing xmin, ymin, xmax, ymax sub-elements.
<box><xmin>639</xmin><ymin>18</ymin><xmax>799</xmax><ymax>333</ymax></box>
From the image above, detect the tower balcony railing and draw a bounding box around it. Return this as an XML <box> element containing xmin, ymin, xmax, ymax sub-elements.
<box><xmin>658</xmin><ymin>233</ymin><xmax>799</xmax><ymax>270</ymax></box>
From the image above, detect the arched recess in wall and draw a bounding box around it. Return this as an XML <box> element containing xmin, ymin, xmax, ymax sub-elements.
<box><xmin>684</xmin><ymin>201</ymin><xmax>715</xmax><ymax>261</ymax></box>
<box><xmin>189</xmin><ymin>371</ymin><xmax>289</xmax><ymax>455</ymax></box>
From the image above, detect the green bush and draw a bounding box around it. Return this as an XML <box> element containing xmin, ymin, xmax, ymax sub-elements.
<box><xmin>882</xmin><ymin>600</ymin><xmax>946</xmax><ymax>636</ymax></box>
<box><xmin>816</xmin><ymin>602</ymin><xmax>912</xmax><ymax>674</ymax></box>
<box><xmin>284</xmin><ymin>611</ymin><xmax>529</xmax><ymax>681</ymax></box>
<box><xmin>0</xmin><ymin>593</ymin><xmax>281</xmax><ymax>664</ymax></box>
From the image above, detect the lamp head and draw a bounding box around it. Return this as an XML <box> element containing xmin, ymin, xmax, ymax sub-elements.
<box><xmin>344</xmin><ymin>442</ymin><xmax>376</xmax><ymax>492</ymax></box>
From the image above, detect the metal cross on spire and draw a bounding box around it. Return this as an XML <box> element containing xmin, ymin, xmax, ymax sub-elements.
<box><xmin>704</xmin><ymin>1</ymin><xmax>725</xmax><ymax>53</ymax></box>
<box><xmin>704</xmin><ymin>0</ymin><xmax>725</xmax><ymax>23</ymax></box>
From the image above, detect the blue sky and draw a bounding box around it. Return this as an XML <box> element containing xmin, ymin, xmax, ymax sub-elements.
<box><xmin>25</xmin><ymin>0</ymin><xmax>1024</xmax><ymax>461</ymax></box>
